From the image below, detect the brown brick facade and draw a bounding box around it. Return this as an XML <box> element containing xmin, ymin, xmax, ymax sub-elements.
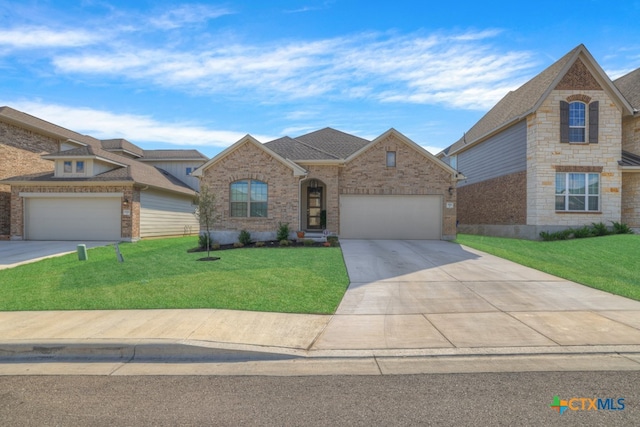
<box><xmin>622</xmin><ymin>173</ymin><xmax>640</xmax><ymax>229</ymax></box>
<box><xmin>199</xmin><ymin>141</ymin><xmax>301</xmax><ymax>233</ymax></box>
<box><xmin>202</xmin><ymin>133</ymin><xmax>458</xmax><ymax>239</ymax></box>
<box><xmin>340</xmin><ymin>133</ymin><xmax>457</xmax><ymax>237</ymax></box>
<box><xmin>458</xmin><ymin>171</ymin><xmax>527</xmax><ymax>225</ymax></box>
<box><xmin>0</xmin><ymin>122</ymin><xmax>58</xmax><ymax>236</ymax></box>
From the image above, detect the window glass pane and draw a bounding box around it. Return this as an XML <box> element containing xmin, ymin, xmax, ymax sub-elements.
<box><xmin>386</xmin><ymin>151</ymin><xmax>396</xmax><ymax>167</ymax></box>
<box><xmin>569</xmin><ymin>128</ymin><xmax>585</xmax><ymax>142</ymax></box>
<box><xmin>250</xmin><ymin>181</ymin><xmax>267</xmax><ymax>202</ymax></box>
<box><xmin>569</xmin><ymin>195</ymin><xmax>585</xmax><ymax>210</ymax></box>
<box><xmin>588</xmin><ymin>174</ymin><xmax>599</xmax><ymax>195</ymax></box>
<box><xmin>555</xmin><ymin>195</ymin><xmax>566</xmax><ymax>210</ymax></box>
<box><xmin>569</xmin><ymin>102</ymin><xmax>585</xmax><ymax>126</ymax></box>
<box><xmin>555</xmin><ymin>174</ymin><xmax>565</xmax><ymax>194</ymax></box>
<box><xmin>230</xmin><ymin>202</ymin><xmax>247</xmax><ymax>217</ymax></box>
<box><xmin>250</xmin><ymin>202</ymin><xmax>267</xmax><ymax>217</ymax></box>
<box><xmin>230</xmin><ymin>181</ymin><xmax>248</xmax><ymax>202</ymax></box>
<box><xmin>588</xmin><ymin>196</ymin><xmax>599</xmax><ymax>211</ymax></box>
<box><xmin>568</xmin><ymin>174</ymin><xmax>585</xmax><ymax>194</ymax></box>
<box><xmin>64</xmin><ymin>161</ymin><xmax>72</xmax><ymax>173</ymax></box>
<box><xmin>75</xmin><ymin>161</ymin><xmax>84</xmax><ymax>173</ymax></box>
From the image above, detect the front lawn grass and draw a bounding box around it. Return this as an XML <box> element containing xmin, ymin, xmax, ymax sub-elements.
<box><xmin>455</xmin><ymin>233</ymin><xmax>640</xmax><ymax>301</ymax></box>
<box><xmin>0</xmin><ymin>237</ymin><xmax>349</xmax><ymax>314</ymax></box>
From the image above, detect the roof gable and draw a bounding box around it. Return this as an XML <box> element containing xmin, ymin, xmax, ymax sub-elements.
<box><xmin>193</xmin><ymin>135</ymin><xmax>307</xmax><ymax>177</ymax></box>
<box><xmin>446</xmin><ymin>44</ymin><xmax>634</xmax><ymax>156</ymax></box>
<box><xmin>347</xmin><ymin>128</ymin><xmax>460</xmax><ymax>177</ymax></box>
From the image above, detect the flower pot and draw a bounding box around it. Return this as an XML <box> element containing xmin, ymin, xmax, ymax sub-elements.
<box><xmin>297</xmin><ymin>231</ymin><xmax>305</xmax><ymax>238</ymax></box>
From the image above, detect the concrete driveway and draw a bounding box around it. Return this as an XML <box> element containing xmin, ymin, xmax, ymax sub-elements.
<box><xmin>0</xmin><ymin>241</ymin><xmax>114</xmax><ymax>269</ymax></box>
<box><xmin>312</xmin><ymin>239</ymin><xmax>640</xmax><ymax>350</ymax></box>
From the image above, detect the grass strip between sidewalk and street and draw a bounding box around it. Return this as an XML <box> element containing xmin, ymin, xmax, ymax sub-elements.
<box><xmin>0</xmin><ymin>237</ymin><xmax>350</xmax><ymax>313</ymax></box>
<box><xmin>455</xmin><ymin>233</ymin><xmax>640</xmax><ymax>301</ymax></box>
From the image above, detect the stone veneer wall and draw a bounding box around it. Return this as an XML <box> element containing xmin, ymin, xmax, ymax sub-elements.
<box><xmin>339</xmin><ymin>133</ymin><xmax>457</xmax><ymax>238</ymax></box>
<box><xmin>526</xmin><ymin>88</ymin><xmax>623</xmax><ymax>227</ymax></box>
<box><xmin>10</xmin><ymin>185</ymin><xmax>136</xmax><ymax>240</ymax></box>
<box><xmin>457</xmin><ymin>171</ymin><xmax>526</xmax><ymax>225</ymax></box>
<box><xmin>0</xmin><ymin>121</ymin><xmax>58</xmax><ymax>237</ymax></box>
<box><xmin>199</xmin><ymin>141</ymin><xmax>301</xmax><ymax>238</ymax></box>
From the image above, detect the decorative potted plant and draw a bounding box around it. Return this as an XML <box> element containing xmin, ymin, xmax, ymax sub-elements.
<box><xmin>296</xmin><ymin>230</ymin><xmax>305</xmax><ymax>239</ymax></box>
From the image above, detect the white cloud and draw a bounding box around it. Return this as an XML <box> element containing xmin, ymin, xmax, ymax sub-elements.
<box><xmin>0</xmin><ymin>27</ymin><xmax>101</xmax><ymax>49</ymax></box>
<box><xmin>148</xmin><ymin>4</ymin><xmax>233</xmax><ymax>29</ymax></box>
<box><xmin>5</xmin><ymin>101</ymin><xmax>260</xmax><ymax>148</ymax></box>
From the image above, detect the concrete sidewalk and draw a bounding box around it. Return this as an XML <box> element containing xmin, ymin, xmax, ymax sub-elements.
<box><xmin>1</xmin><ymin>239</ymin><xmax>640</xmax><ymax>375</ymax></box>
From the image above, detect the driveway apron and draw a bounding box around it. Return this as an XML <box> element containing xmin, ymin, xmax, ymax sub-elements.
<box><xmin>311</xmin><ymin>240</ymin><xmax>640</xmax><ymax>350</ymax></box>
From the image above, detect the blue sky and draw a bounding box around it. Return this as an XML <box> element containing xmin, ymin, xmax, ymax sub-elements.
<box><xmin>1</xmin><ymin>1</ymin><xmax>639</xmax><ymax>158</ymax></box>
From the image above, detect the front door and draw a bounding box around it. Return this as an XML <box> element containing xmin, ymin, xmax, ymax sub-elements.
<box><xmin>307</xmin><ymin>188</ymin><xmax>323</xmax><ymax>230</ymax></box>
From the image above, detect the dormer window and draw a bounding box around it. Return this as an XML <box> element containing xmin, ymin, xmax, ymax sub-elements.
<box><xmin>61</xmin><ymin>160</ymin><xmax>87</xmax><ymax>176</ymax></box>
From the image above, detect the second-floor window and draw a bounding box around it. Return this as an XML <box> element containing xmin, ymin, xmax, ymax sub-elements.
<box><xmin>568</xmin><ymin>102</ymin><xmax>586</xmax><ymax>143</ymax></box>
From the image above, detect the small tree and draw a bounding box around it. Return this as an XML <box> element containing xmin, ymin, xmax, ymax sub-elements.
<box><xmin>194</xmin><ymin>184</ymin><xmax>218</xmax><ymax>259</ymax></box>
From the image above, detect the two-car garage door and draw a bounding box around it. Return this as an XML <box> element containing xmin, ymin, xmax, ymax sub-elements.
<box><xmin>24</xmin><ymin>196</ymin><xmax>121</xmax><ymax>241</ymax></box>
<box><xmin>339</xmin><ymin>195</ymin><xmax>442</xmax><ymax>240</ymax></box>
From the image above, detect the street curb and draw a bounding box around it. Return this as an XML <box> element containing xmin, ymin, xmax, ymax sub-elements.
<box><xmin>2</xmin><ymin>341</ymin><xmax>640</xmax><ymax>363</ymax></box>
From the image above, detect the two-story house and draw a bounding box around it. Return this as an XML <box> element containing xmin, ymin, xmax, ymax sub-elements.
<box><xmin>439</xmin><ymin>44</ymin><xmax>640</xmax><ymax>238</ymax></box>
<box><xmin>0</xmin><ymin>107</ymin><xmax>205</xmax><ymax>241</ymax></box>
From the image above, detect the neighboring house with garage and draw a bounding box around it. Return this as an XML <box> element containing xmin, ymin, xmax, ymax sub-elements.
<box><xmin>438</xmin><ymin>44</ymin><xmax>640</xmax><ymax>238</ymax></box>
<box><xmin>192</xmin><ymin>127</ymin><xmax>461</xmax><ymax>243</ymax></box>
<box><xmin>0</xmin><ymin>106</ymin><xmax>201</xmax><ymax>241</ymax></box>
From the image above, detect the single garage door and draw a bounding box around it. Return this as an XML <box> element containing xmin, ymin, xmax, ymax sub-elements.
<box><xmin>25</xmin><ymin>196</ymin><xmax>121</xmax><ymax>240</ymax></box>
<box><xmin>340</xmin><ymin>195</ymin><xmax>442</xmax><ymax>239</ymax></box>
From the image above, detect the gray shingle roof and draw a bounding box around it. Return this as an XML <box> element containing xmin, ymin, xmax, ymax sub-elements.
<box><xmin>447</xmin><ymin>45</ymin><xmax>583</xmax><ymax>155</ymax></box>
<box><xmin>0</xmin><ymin>106</ymin><xmax>196</xmax><ymax>196</ymax></box>
<box><xmin>101</xmin><ymin>138</ymin><xmax>144</xmax><ymax>157</ymax></box>
<box><xmin>264</xmin><ymin>136</ymin><xmax>340</xmax><ymax>160</ymax></box>
<box><xmin>264</xmin><ymin>127</ymin><xmax>371</xmax><ymax>161</ymax></box>
<box><xmin>140</xmin><ymin>149</ymin><xmax>208</xmax><ymax>160</ymax></box>
<box><xmin>615</xmin><ymin>67</ymin><xmax>640</xmax><ymax>110</ymax></box>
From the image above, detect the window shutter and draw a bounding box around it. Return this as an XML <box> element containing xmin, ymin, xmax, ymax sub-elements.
<box><xmin>589</xmin><ymin>101</ymin><xmax>599</xmax><ymax>143</ymax></box>
<box><xmin>560</xmin><ymin>101</ymin><xmax>569</xmax><ymax>143</ymax></box>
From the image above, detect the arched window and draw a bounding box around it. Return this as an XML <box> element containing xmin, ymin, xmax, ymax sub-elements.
<box><xmin>230</xmin><ymin>180</ymin><xmax>268</xmax><ymax>217</ymax></box>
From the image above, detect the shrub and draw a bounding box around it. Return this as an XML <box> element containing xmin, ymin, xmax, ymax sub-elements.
<box><xmin>199</xmin><ymin>233</ymin><xmax>213</xmax><ymax>249</ymax></box>
<box><xmin>255</xmin><ymin>241</ymin><xmax>266</xmax><ymax>247</ymax></box>
<box><xmin>277</xmin><ymin>222</ymin><xmax>290</xmax><ymax>241</ymax></box>
<box><xmin>591</xmin><ymin>222</ymin><xmax>611</xmax><ymax>236</ymax></box>
<box><xmin>539</xmin><ymin>229</ymin><xmax>572</xmax><ymax>241</ymax></box>
<box><xmin>212</xmin><ymin>243</ymin><xmax>221</xmax><ymax>250</ymax></box>
<box><xmin>303</xmin><ymin>239</ymin><xmax>314</xmax><ymax>246</ymax></box>
<box><xmin>238</xmin><ymin>229</ymin><xmax>252</xmax><ymax>245</ymax></box>
<box><xmin>279</xmin><ymin>239</ymin><xmax>290</xmax><ymax>247</ymax></box>
<box><xmin>612</xmin><ymin>221</ymin><xmax>634</xmax><ymax>235</ymax></box>
<box><xmin>233</xmin><ymin>242</ymin><xmax>244</xmax><ymax>248</ymax></box>
<box><xmin>572</xmin><ymin>225</ymin><xmax>593</xmax><ymax>239</ymax></box>
<box><xmin>327</xmin><ymin>235</ymin><xmax>339</xmax><ymax>247</ymax></box>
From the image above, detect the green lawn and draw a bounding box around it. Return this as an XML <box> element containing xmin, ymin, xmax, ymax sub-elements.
<box><xmin>455</xmin><ymin>233</ymin><xmax>640</xmax><ymax>301</ymax></box>
<box><xmin>0</xmin><ymin>237</ymin><xmax>350</xmax><ymax>314</ymax></box>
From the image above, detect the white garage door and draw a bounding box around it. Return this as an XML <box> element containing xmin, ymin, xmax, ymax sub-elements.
<box><xmin>25</xmin><ymin>196</ymin><xmax>121</xmax><ymax>240</ymax></box>
<box><xmin>340</xmin><ymin>195</ymin><xmax>442</xmax><ymax>239</ymax></box>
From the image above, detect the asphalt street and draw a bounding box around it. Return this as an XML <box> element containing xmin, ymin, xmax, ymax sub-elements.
<box><xmin>1</xmin><ymin>371</ymin><xmax>637</xmax><ymax>426</ymax></box>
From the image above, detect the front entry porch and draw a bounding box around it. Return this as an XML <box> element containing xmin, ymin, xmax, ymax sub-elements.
<box><xmin>301</xmin><ymin>178</ymin><xmax>326</xmax><ymax>232</ymax></box>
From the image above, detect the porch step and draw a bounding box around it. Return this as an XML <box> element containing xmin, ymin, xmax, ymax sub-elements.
<box><xmin>298</xmin><ymin>232</ymin><xmax>326</xmax><ymax>242</ymax></box>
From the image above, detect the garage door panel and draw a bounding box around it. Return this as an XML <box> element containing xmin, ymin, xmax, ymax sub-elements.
<box><xmin>26</xmin><ymin>198</ymin><xmax>121</xmax><ymax>241</ymax></box>
<box><xmin>340</xmin><ymin>195</ymin><xmax>441</xmax><ymax>240</ymax></box>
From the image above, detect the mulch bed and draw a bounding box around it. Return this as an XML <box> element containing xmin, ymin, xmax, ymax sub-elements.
<box><xmin>188</xmin><ymin>240</ymin><xmax>339</xmax><ymax>253</ymax></box>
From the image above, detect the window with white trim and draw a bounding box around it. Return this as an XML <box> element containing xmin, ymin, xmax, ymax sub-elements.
<box><xmin>230</xmin><ymin>180</ymin><xmax>268</xmax><ymax>217</ymax></box>
<box><xmin>555</xmin><ymin>172</ymin><xmax>599</xmax><ymax>212</ymax></box>
<box><xmin>62</xmin><ymin>160</ymin><xmax>86</xmax><ymax>175</ymax></box>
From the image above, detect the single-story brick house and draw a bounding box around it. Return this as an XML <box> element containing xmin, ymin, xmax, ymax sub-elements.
<box><xmin>192</xmin><ymin>127</ymin><xmax>461</xmax><ymax>243</ymax></box>
<box><xmin>0</xmin><ymin>107</ymin><xmax>203</xmax><ymax>241</ymax></box>
<box><xmin>438</xmin><ymin>44</ymin><xmax>640</xmax><ymax>238</ymax></box>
